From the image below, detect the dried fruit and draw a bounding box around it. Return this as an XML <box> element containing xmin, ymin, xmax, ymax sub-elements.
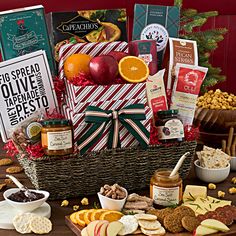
<box><xmin>100</xmin><ymin>210</ymin><xmax>123</xmax><ymax>222</ymax></box>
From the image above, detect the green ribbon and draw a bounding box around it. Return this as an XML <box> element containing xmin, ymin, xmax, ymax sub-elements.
<box><xmin>77</xmin><ymin>104</ymin><xmax>150</xmax><ymax>155</ymax></box>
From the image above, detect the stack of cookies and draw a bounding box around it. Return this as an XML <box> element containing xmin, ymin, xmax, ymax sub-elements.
<box><xmin>148</xmin><ymin>206</ymin><xmax>200</xmax><ymax>233</ymax></box>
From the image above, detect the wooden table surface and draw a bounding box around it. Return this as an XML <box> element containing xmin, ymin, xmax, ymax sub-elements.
<box><xmin>0</xmin><ymin>154</ymin><xmax>235</xmax><ymax>236</ymax></box>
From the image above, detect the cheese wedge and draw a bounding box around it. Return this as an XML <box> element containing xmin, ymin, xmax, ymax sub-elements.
<box><xmin>183</xmin><ymin>185</ymin><xmax>207</xmax><ymax>202</ymax></box>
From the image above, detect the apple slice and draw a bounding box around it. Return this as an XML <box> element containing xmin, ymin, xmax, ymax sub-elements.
<box><xmin>94</xmin><ymin>221</ymin><xmax>109</xmax><ymax>236</ymax></box>
<box><xmin>106</xmin><ymin>221</ymin><xmax>123</xmax><ymax>236</ymax></box>
<box><xmin>97</xmin><ymin>222</ymin><xmax>109</xmax><ymax>236</ymax></box>
<box><xmin>86</xmin><ymin>220</ymin><xmax>100</xmax><ymax>236</ymax></box>
<box><xmin>193</xmin><ymin>225</ymin><xmax>218</xmax><ymax>236</ymax></box>
<box><xmin>81</xmin><ymin>227</ymin><xmax>89</xmax><ymax>236</ymax></box>
<box><xmin>201</xmin><ymin>219</ymin><xmax>230</xmax><ymax>232</ymax></box>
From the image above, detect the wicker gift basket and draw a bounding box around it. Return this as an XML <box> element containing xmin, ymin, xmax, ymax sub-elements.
<box><xmin>17</xmin><ymin>141</ymin><xmax>197</xmax><ymax>200</ymax></box>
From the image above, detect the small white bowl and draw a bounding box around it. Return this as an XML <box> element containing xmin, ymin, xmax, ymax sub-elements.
<box><xmin>194</xmin><ymin>160</ymin><xmax>230</xmax><ymax>183</ymax></box>
<box><xmin>3</xmin><ymin>188</ymin><xmax>49</xmax><ymax>213</ymax></box>
<box><xmin>230</xmin><ymin>156</ymin><xmax>236</xmax><ymax>171</ymax></box>
<box><xmin>97</xmin><ymin>187</ymin><xmax>127</xmax><ymax>211</ymax></box>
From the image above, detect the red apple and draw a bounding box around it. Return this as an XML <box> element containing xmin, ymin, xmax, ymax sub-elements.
<box><xmin>107</xmin><ymin>51</ymin><xmax>129</xmax><ymax>62</ymax></box>
<box><xmin>89</xmin><ymin>55</ymin><xmax>118</xmax><ymax>85</ymax></box>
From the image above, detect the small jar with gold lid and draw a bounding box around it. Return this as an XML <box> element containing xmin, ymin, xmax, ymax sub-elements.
<box><xmin>41</xmin><ymin>119</ymin><xmax>73</xmax><ymax>156</ymax></box>
<box><xmin>150</xmin><ymin>168</ymin><xmax>182</xmax><ymax>207</ymax></box>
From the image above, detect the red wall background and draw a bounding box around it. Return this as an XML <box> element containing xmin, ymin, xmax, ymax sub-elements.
<box><xmin>0</xmin><ymin>0</ymin><xmax>235</xmax><ymax>93</ymax></box>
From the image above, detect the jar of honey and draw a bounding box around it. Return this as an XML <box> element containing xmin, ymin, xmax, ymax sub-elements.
<box><xmin>41</xmin><ymin>119</ymin><xmax>73</xmax><ymax>156</ymax></box>
<box><xmin>150</xmin><ymin>168</ymin><xmax>182</xmax><ymax>207</ymax></box>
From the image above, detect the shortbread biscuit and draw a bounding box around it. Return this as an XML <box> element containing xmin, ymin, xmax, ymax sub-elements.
<box><xmin>0</xmin><ymin>183</ymin><xmax>7</xmax><ymax>191</ymax></box>
<box><xmin>141</xmin><ymin>226</ymin><xmax>166</xmax><ymax>236</ymax></box>
<box><xmin>6</xmin><ymin>166</ymin><xmax>23</xmax><ymax>174</ymax></box>
<box><xmin>164</xmin><ymin>213</ymin><xmax>184</xmax><ymax>233</ymax></box>
<box><xmin>138</xmin><ymin>219</ymin><xmax>161</xmax><ymax>230</ymax></box>
<box><xmin>118</xmin><ymin>215</ymin><xmax>138</xmax><ymax>235</ymax></box>
<box><xmin>13</xmin><ymin>213</ymin><xmax>35</xmax><ymax>234</ymax></box>
<box><xmin>4</xmin><ymin>178</ymin><xmax>13</xmax><ymax>185</ymax></box>
<box><xmin>30</xmin><ymin>215</ymin><xmax>52</xmax><ymax>234</ymax></box>
<box><xmin>0</xmin><ymin>158</ymin><xmax>13</xmax><ymax>166</ymax></box>
<box><xmin>134</xmin><ymin>213</ymin><xmax>157</xmax><ymax>221</ymax></box>
<box><xmin>181</xmin><ymin>215</ymin><xmax>200</xmax><ymax>232</ymax></box>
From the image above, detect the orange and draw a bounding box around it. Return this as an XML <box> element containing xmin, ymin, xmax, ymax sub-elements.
<box><xmin>90</xmin><ymin>209</ymin><xmax>108</xmax><ymax>221</ymax></box>
<box><xmin>69</xmin><ymin>212</ymin><xmax>78</xmax><ymax>224</ymax></box>
<box><xmin>74</xmin><ymin>209</ymin><xmax>88</xmax><ymax>227</ymax></box>
<box><xmin>118</xmin><ymin>56</ymin><xmax>149</xmax><ymax>83</ymax></box>
<box><xmin>99</xmin><ymin>211</ymin><xmax>123</xmax><ymax>222</ymax></box>
<box><xmin>64</xmin><ymin>53</ymin><xmax>92</xmax><ymax>80</ymax></box>
<box><xmin>84</xmin><ymin>209</ymin><xmax>96</xmax><ymax>225</ymax></box>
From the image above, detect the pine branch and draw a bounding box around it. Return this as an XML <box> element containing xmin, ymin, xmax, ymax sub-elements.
<box><xmin>174</xmin><ymin>0</ymin><xmax>183</xmax><ymax>8</ymax></box>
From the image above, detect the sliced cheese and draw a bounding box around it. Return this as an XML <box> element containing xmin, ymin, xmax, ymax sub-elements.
<box><xmin>183</xmin><ymin>185</ymin><xmax>207</xmax><ymax>202</ymax></box>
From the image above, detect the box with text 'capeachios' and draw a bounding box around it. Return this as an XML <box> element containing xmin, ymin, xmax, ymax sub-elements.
<box><xmin>58</xmin><ymin>41</ymin><xmax>128</xmax><ymax>110</ymax></box>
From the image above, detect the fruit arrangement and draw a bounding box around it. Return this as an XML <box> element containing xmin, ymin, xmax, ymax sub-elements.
<box><xmin>63</xmin><ymin>50</ymin><xmax>150</xmax><ymax>86</ymax></box>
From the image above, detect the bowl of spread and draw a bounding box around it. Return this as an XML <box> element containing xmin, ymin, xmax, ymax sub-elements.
<box><xmin>3</xmin><ymin>188</ymin><xmax>49</xmax><ymax>213</ymax></box>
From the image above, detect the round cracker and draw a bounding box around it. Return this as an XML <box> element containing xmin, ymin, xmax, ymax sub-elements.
<box><xmin>138</xmin><ymin>219</ymin><xmax>161</xmax><ymax>230</ymax></box>
<box><xmin>181</xmin><ymin>215</ymin><xmax>200</xmax><ymax>232</ymax></box>
<box><xmin>174</xmin><ymin>206</ymin><xmax>195</xmax><ymax>218</ymax></box>
<box><xmin>140</xmin><ymin>226</ymin><xmax>166</xmax><ymax>236</ymax></box>
<box><xmin>13</xmin><ymin>213</ymin><xmax>36</xmax><ymax>234</ymax></box>
<box><xmin>134</xmin><ymin>213</ymin><xmax>157</xmax><ymax>221</ymax></box>
<box><xmin>163</xmin><ymin>213</ymin><xmax>184</xmax><ymax>233</ymax></box>
<box><xmin>118</xmin><ymin>215</ymin><xmax>138</xmax><ymax>235</ymax></box>
<box><xmin>30</xmin><ymin>215</ymin><xmax>52</xmax><ymax>234</ymax></box>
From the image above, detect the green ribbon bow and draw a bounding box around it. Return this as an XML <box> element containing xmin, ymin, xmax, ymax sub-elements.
<box><xmin>77</xmin><ymin>104</ymin><xmax>150</xmax><ymax>155</ymax></box>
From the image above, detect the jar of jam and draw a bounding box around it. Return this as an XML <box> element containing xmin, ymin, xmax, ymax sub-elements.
<box><xmin>41</xmin><ymin>119</ymin><xmax>73</xmax><ymax>156</ymax></box>
<box><xmin>155</xmin><ymin>109</ymin><xmax>184</xmax><ymax>143</ymax></box>
<box><xmin>150</xmin><ymin>168</ymin><xmax>183</xmax><ymax>207</ymax></box>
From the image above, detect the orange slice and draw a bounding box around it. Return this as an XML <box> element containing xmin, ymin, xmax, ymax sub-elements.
<box><xmin>69</xmin><ymin>212</ymin><xmax>78</xmax><ymax>224</ymax></box>
<box><xmin>84</xmin><ymin>209</ymin><xmax>96</xmax><ymax>225</ymax></box>
<box><xmin>118</xmin><ymin>56</ymin><xmax>149</xmax><ymax>83</ymax></box>
<box><xmin>75</xmin><ymin>209</ymin><xmax>88</xmax><ymax>227</ymax></box>
<box><xmin>99</xmin><ymin>211</ymin><xmax>123</xmax><ymax>222</ymax></box>
<box><xmin>91</xmin><ymin>209</ymin><xmax>108</xmax><ymax>221</ymax></box>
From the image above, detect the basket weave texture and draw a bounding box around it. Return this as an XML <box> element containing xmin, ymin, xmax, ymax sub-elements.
<box><xmin>17</xmin><ymin>141</ymin><xmax>197</xmax><ymax>200</ymax></box>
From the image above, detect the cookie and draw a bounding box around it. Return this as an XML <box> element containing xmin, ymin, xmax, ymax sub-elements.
<box><xmin>174</xmin><ymin>205</ymin><xmax>195</xmax><ymax>218</ymax></box>
<box><xmin>147</xmin><ymin>208</ymin><xmax>174</xmax><ymax>224</ymax></box>
<box><xmin>6</xmin><ymin>166</ymin><xmax>23</xmax><ymax>174</ymax></box>
<box><xmin>138</xmin><ymin>219</ymin><xmax>161</xmax><ymax>230</ymax></box>
<box><xmin>4</xmin><ymin>178</ymin><xmax>13</xmax><ymax>185</ymax></box>
<box><xmin>13</xmin><ymin>213</ymin><xmax>36</xmax><ymax>234</ymax></box>
<box><xmin>164</xmin><ymin>213</ymin><xmax>184</xmax><ymax>233</ymax></box>
<box><xmin>181</xmin><ymin>215</ymin><xmax>200</xmax><ymax>232</ymax></box>
<box><xmin>0</xmin><ymin>158</ymin><xmax>13</xmax><ymax>166</ymax></box>
<box><xmin>118</xmin><ymin>215</ymin><xmax>138</xmax><ymax>235</ymax></box>
<box><xmin>140</xmin><ymin>226</ymin><xmax>166</xmax><ymax>236</ymax></box>
<box><xmin>134</xmin><ymin>213</ymin><xmax>157</xmax><ymax>221</ymax></box>
<box><xmin>0</xmin><ymin>183</ymin><xmax>7</xmax><ymax>191</ymax></box>
<box><xmin>30</xmin><ymin>215</ymin><xmax>52</xmax><ymax>234</ymax></box>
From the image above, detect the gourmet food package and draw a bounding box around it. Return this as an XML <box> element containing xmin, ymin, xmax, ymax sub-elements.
<box><xmin>59</xmin><ymin>41</ymin><xmax>152</xmax><ymax>153</ymax></box>
<box><xmin>0</xmin><ymin>5</ymin><xmax>55</xmax><ymax>74</ymax></box>
<box><xmin>46</xmin><ymin>9</ymin><xmax>128</xmax><ymax>61</ymax></box>
<box><xmin>163</xmin><ymin>37</ymin><xmax>198</xmax><ymax>96</ymax></box>
<box><xmin>132</xmin><ymin>4</ymin><xmax>180</xmax><ymax>68</ymax></box>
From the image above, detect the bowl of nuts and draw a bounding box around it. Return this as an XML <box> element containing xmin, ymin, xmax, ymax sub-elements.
<box><xmin>98</xmin><ymin>183</ymin><xmax>127</xmax><ymax>211</ymax></box>
<box><xmin>194</xmin><ymin>89</ymin><xmax>236</xmax><ymax>132</ymax></box>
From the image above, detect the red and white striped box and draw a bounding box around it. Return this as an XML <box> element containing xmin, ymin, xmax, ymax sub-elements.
<box><xmin>58</xmin><ymin>41</ymin><xmax>128</xmax><ymax>109</ymax></box>
<box><xmin>62</xmin><ymin>98</ymin><xmax>152</xmax><ymax>152</ymax></box>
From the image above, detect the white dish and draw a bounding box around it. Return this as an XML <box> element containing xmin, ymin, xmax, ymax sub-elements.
<box><xmin>3</xmin><ymin>188</ymin><xmax>49</xmax><ymax>213</ymax></box>
<box><xmin>230</xmin><ymin>156</ymin><xmax>236</xmax><ymax>171</ymax></box>
<box><xmin>97</xmin><ymin>187</ymin><xmax>127</xmax><ymax>211</ymax></box>
<box><xmin>0</xmin><ymin>200</ymin><xmax>51</xmax><ymax>229</ymax></box>
<box><xmin>194</xmin><ymin>160</ymin><xmax>230</xmax><ymax>183</ymax></box>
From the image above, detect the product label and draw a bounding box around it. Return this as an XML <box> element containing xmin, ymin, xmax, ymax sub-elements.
<box><xmin>138</xmin><ymin>54</ymin><xmax>152</xmax><ymax>66</ymax></box>
<box><xmin>47</xmin><ymin>130</ymin><xmax>72</xmax><ymax>150</ymax></box>
<box><xmin>157</xmin><ymin>119</ymin><xmax>184</xmax><ymax>140</ymax></box>
<box><xmin>152</xmin><ymin>185</ymin><xmax>180</xmax><ymax>206</ymax></box>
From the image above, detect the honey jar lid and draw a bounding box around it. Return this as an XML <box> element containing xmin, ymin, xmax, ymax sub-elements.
<box><xmin>41</xmin><ymin>119</ymin><xmax>70</xmax><ymax>126</ymax></box>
